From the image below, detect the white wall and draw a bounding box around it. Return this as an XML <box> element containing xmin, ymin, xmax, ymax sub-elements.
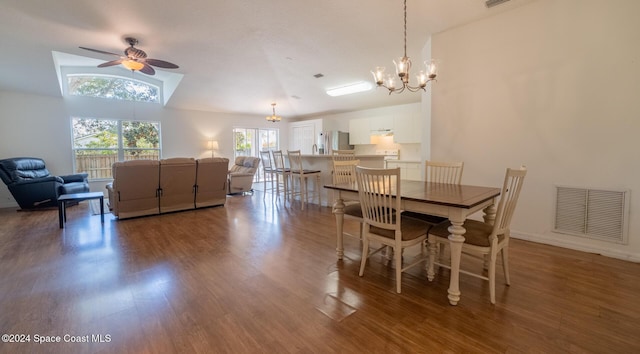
<box><xmin>0</xmin><ymin>90</ymin><xmax>277</xmax><ymax>207</ymax></box>
<box><xmin>431</xmin><ymin>0</ymin><xmax>640</xmax><ymax>261</ymax></box>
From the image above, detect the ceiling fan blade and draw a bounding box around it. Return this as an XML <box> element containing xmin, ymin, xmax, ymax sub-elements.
<box><xmin>79</xmin><ymin>46</ymin><xmax>122</xmax><ymax>57</ymax></box>
<box><xmin>144</xmin><ymin>58</ymin><xmax>179</xmax><ymax>69</ymax></box>
<box><xmin>97</xmin><ymin>59</ymin><xmax>123</xmax><ymax>68</ymax></box>
<box><xmin>139</xmin><ymin>64</ymin><xmax>156</xmax><ymax>75</ymax></box>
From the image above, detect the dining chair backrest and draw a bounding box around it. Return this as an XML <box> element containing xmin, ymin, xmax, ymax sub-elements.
<box><xmin>272</xmin><ymin>150</ymin><xmax>287</xmax><ymax>171</ymax></box>
<box><xmin>355</xmin><ymin>166</ymin><xmax>401</xmax><ymax>232</ymax></box>
<box><xmin>260</xmin><ymin>151</ymin><xmax>273</xmax><ymax>171</ymax></box>
<box><xmin>491</xmin><ymin>166</ymin><xmax>527</xmax><ymax>242</ymax></box>
<box><xmin>332</xmin><ymin>159</ymin><xmax>360</xmax><ymax>184</ymax></box>
<box><xmin>425</xmin><ymin>160</ymin><xmax>464</xmax><ymax>184</ymax></box>
<box><xmin>332</xmin><ymin>150</ymin><xmax>357</xmax><ymax>161</ymax></box>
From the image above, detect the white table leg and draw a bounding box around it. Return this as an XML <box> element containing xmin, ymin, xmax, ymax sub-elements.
<box><xmin>447</xmin><ymin>210</ymin><xmax>466</xmax><ymax>306</ymax></box>
<box><xmin>483</xmin><ymin>201</ymin><xmax>497</xmax><ymax>225</ymax></box>
<box><xmin>332</xmin><ymin>197</ymin><xmax>345</xmax><ymax>260</ymax></box>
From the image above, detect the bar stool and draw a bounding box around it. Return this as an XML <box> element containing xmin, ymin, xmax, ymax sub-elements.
<box><xmin>271</xmin><ymin>150</ymin><xmax>290</xmax><ymax>201</ymax></box>
<box><xmin>287</xmin><ymin>150</ymin><xmax>321</xmax><ymax>210</ymax></box>
<box><xmin>259</xmin><ymin>150</ymin><xmax>277</xmax><ymax>199</ymax></box>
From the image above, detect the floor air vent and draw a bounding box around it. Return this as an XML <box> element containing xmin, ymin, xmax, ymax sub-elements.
<box><xmin>554</xmin><ymin>186</ymin><xmax>629</xmax><ymax>244</ymax></box>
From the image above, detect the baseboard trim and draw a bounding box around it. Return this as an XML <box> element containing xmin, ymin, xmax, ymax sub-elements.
<box><xmin>512</xmin><ymin>231</ymin><xmax>640</xmax><ymax>263</ymax></box>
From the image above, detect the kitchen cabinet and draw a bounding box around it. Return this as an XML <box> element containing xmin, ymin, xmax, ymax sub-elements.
<box><xmin>386</xmin><ymin>161</ymin><xmax>422</xmax><ymax>181</ymax></box>
<box><xmin>369</xmin><ymin>116</ymin><xmax>394</xmax><ymax>131</ymax></box>
<box><xmin>348</xmin><ymin>118</ymin><xmax>370</xmax><ymax>145</ymax></box>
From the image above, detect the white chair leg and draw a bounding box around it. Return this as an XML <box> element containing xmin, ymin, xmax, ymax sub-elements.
<box><xmin>502</xmin><ymin>246</ymin><xmax>511</xmax><ymax>285</ymax></box>
<box><xmin>359</xmin><ymin>235</ymin><xmax>370</xmax><ymax>276</ymax></box>
<box><xmin>489</xmin><ymin>250</ymin><xmax>497</xmax><ymax>304</ymax></box>
<box><xmin>427</xmin><ymin>237</ymin><xmax>437</xmax><ymax>281</ymax></box>
<box><xmin>395</xmin><ymin>245</ymin><xmax>403</xmax><ymax>293</ymax></box>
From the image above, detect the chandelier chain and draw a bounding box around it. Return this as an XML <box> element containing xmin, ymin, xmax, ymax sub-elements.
<box><xmin>403</xmin><ymin>0</ymin><xmax>407</xmax><ymax>58</ymax></box>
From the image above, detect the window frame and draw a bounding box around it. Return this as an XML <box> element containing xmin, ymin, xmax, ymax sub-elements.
<box><xmin>66</xmin><ymin>73</ymin><xmax>161</xmax><ymax>103</ymax></box>
<box><xmin>71</xmin><ymin>117</ymin><xmax>162</xmax><ymax>181</ymax></box>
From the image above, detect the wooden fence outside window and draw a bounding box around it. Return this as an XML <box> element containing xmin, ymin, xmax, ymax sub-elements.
<box><xmin>75</xmin><ymin>153</ymin><xmax>159</xmax><ymax>179</ymax></box>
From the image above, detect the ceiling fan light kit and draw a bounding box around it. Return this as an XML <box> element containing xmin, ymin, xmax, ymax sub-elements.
<box><xmin>80</xmin><ymin>37</ymin><xmax>179</xmax><ymax>76</ymax></box>
<box><xmin>372</xmin><ymin>0</ymin><xmax>437</xmax><ymax>95</ymax></box>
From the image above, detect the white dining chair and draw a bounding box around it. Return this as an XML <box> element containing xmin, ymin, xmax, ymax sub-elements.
<box><xmin>356</xmin><ymin>166</ymin><xmax>432</xmax><ymax>293</ymax></box>
<box><xmin>425</xmin><ymin>160</ymin><xmax>464</xmax><ymax>185</ymax></box>
<box><xmin>405</xmin><ymin>160</ymin><xmax>465</xmax><ymax>224</ymax></box>
<box><xmin>331</xmin><ymin>149</ymin><xmax>357</xmax><ymax>162</ymax></box>
<box><xmin>426</xmin><ymin>166</ymin><xmax>527</xmax><ymax>304</ymax></box>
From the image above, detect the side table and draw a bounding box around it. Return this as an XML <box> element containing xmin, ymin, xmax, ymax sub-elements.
<box><xmin>58</xmin><ymin>191</ymin><xmax>105</xmax><ymax>228</ymax></box>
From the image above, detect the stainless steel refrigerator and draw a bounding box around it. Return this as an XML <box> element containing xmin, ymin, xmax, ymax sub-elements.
<box><xmin>318</xmin><ymin>131</ymin><xmax>353</xmax><ymax>154</ymax></box>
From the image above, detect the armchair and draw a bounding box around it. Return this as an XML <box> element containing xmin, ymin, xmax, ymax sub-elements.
<box><xmin>0</xmin><ymin>157</ymin><xmax>89</xmax><ymax>209</ymax></box>
<box><xmin>228</xmin><ymin>156</ymin><xmax>260</xmax><ymax>195</ymax></box>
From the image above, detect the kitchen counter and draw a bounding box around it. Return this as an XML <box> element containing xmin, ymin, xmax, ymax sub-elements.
<box><xmin>300</xmin><ymin>154</ymin><xmax>383</xmax><ymax>158</ymax></box>
<box><xmin>292</xmin><ymin>154</ymin><xmax>384</xmax><ymax>207</ymax></box>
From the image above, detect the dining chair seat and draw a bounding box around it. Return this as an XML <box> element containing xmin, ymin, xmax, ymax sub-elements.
<box><xmin>292</xmin><ymin>169</ymin><xmax>320</xmax><ymax>175</ymax></box>
<box><xmin>403</xmin><ymin>212</ymin><xmax>448</xmax><ymax>225</ymax></box>
<box><xmin>369</xmin><ymin>215</ymin><xmax>432</xmax><ymax>241</ymax></box>
<box><xmin>343</xmin><ymin>202</ymin><xmax>363</xmax><ymax>218</ymax></box>
<box><xmin>429</xmin><ymin>219</ymin><xmax>500</xmax><ymax>247</ymax></box>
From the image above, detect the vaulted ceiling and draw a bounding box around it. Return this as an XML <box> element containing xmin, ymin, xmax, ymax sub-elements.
<box><xmin>0</xmin><ymin>0</ymin><xmax>535</xmax><ymax>118</ymax></box>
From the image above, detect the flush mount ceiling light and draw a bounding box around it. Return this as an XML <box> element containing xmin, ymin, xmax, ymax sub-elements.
<box><xmin>371</xmin><ymin>0</ymin><xmax>437</xmax><ymax>94</ymax></box>
<box><xmin>266</xmin><ymin>103</ymin><xmax>282</xmax><ymax>123</ymax></box>
<box><xmin>326</xmin><ymin>81</ymin><xmax>373</xmax><ymax>97</ymax></box>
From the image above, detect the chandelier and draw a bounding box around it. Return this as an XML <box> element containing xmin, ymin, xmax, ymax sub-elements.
<box><xmin>371</xmin><ymin>0</ymin><xmax>437</xmax><ymax>94</ymax></box>
<box><xmin>265</xmin><ymin>103</ymin><xmax>282</xmax><ymax>122</ymax></box>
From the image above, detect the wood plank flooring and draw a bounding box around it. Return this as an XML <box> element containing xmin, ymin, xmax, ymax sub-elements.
<box><xmin>1</xmin><ymin>193</ymin><xmax>639</xmax><ymax>353</ymax></box>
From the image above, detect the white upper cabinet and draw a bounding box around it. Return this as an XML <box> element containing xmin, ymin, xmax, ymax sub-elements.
<box><xmin>348</xmin><ymin>118</ymin><xmax>370</xmax><ymax>145</ymax></box>
<box><xmin>369</xmin><ymin>116</ymin><xmax>393</xmax><ymax>131</ymax></box>
<box><xmin>393</xmin><ymin>114</ymin><xmax>422</xmax><ymax>143</ymax></box>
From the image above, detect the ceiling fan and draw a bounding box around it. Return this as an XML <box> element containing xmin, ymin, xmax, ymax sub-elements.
<box><xmin>79</xmin><ymin>37</ymin><xmax>179</xmax><ymax>75</ymax></box>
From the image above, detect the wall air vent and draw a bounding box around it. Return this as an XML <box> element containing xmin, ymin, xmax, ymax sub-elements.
<box><xmin>485</xmin><ymin>0</ymin><xmax>511</xmax><ymax>8</ymax></box>
<box><xmin>554</xmin><ymin>186</ymin><xmax>630</xmax><ymax>244</ymax></box>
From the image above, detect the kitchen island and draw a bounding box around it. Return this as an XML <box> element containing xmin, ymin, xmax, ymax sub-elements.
<box><xmin>293</xmin><ymin>154</ymin><xmax>384</xmax><ymax>207</ymax></box>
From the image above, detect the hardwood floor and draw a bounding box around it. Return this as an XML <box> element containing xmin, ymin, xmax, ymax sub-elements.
<box><xmin>1</xmin><ymin>194</ymin><xmax>639</xmax><ymax>353</ymax></box>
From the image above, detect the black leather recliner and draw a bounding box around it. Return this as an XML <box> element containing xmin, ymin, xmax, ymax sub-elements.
<box><xmin>0</xmin><ymin>157</ymin><xmax>89</xmax><ymax>209</ymax></box>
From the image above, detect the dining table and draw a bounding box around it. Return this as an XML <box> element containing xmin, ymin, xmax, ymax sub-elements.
<box><xmin>324</xmin><ymin>180</ymin><xmax>501</xmax><ymax>306</ymax></box>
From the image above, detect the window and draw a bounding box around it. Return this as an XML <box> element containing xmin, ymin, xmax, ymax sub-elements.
<box><xmin>72</xmin><ymin>118</ymin><xmax>161</xmax><ymax>179</ymax></box>
<box><xmin>233</xmin><ymin>128</ymin><xmax>279</xmax><ymax>182</ymax></box>
<box><xmin>233</xmin><ymin>128</ymin><xmax>279</xmax><ymax>159</ymax></box>
<box><xmin>67</xmin><ymin>74</ymin><xmax>160</xmax><ymax>103</ymax></box>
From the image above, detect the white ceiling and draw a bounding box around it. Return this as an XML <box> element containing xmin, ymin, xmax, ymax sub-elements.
<box><xmin>0</xmin><ymin>0</ymin><xmax>535</xmax><ymax>118</ymax></box>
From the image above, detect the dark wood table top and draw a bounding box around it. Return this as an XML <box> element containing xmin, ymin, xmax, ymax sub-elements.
<box><xmin>325</xmin><ymin>180</ymin><xmax>501</xmax><ymax>209</ymax></box>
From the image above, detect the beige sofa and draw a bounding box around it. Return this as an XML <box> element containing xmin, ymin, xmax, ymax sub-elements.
<box><xmin>106</xmin><ymin>157</ymin><xmax>229</xmax><ymax>219</ymax></box>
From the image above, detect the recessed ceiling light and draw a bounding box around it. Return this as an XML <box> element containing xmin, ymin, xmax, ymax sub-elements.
<box><xmin>326</xmin><ymin>81</ymin><xmax>373</xmax><ymax>97</ymax></box>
